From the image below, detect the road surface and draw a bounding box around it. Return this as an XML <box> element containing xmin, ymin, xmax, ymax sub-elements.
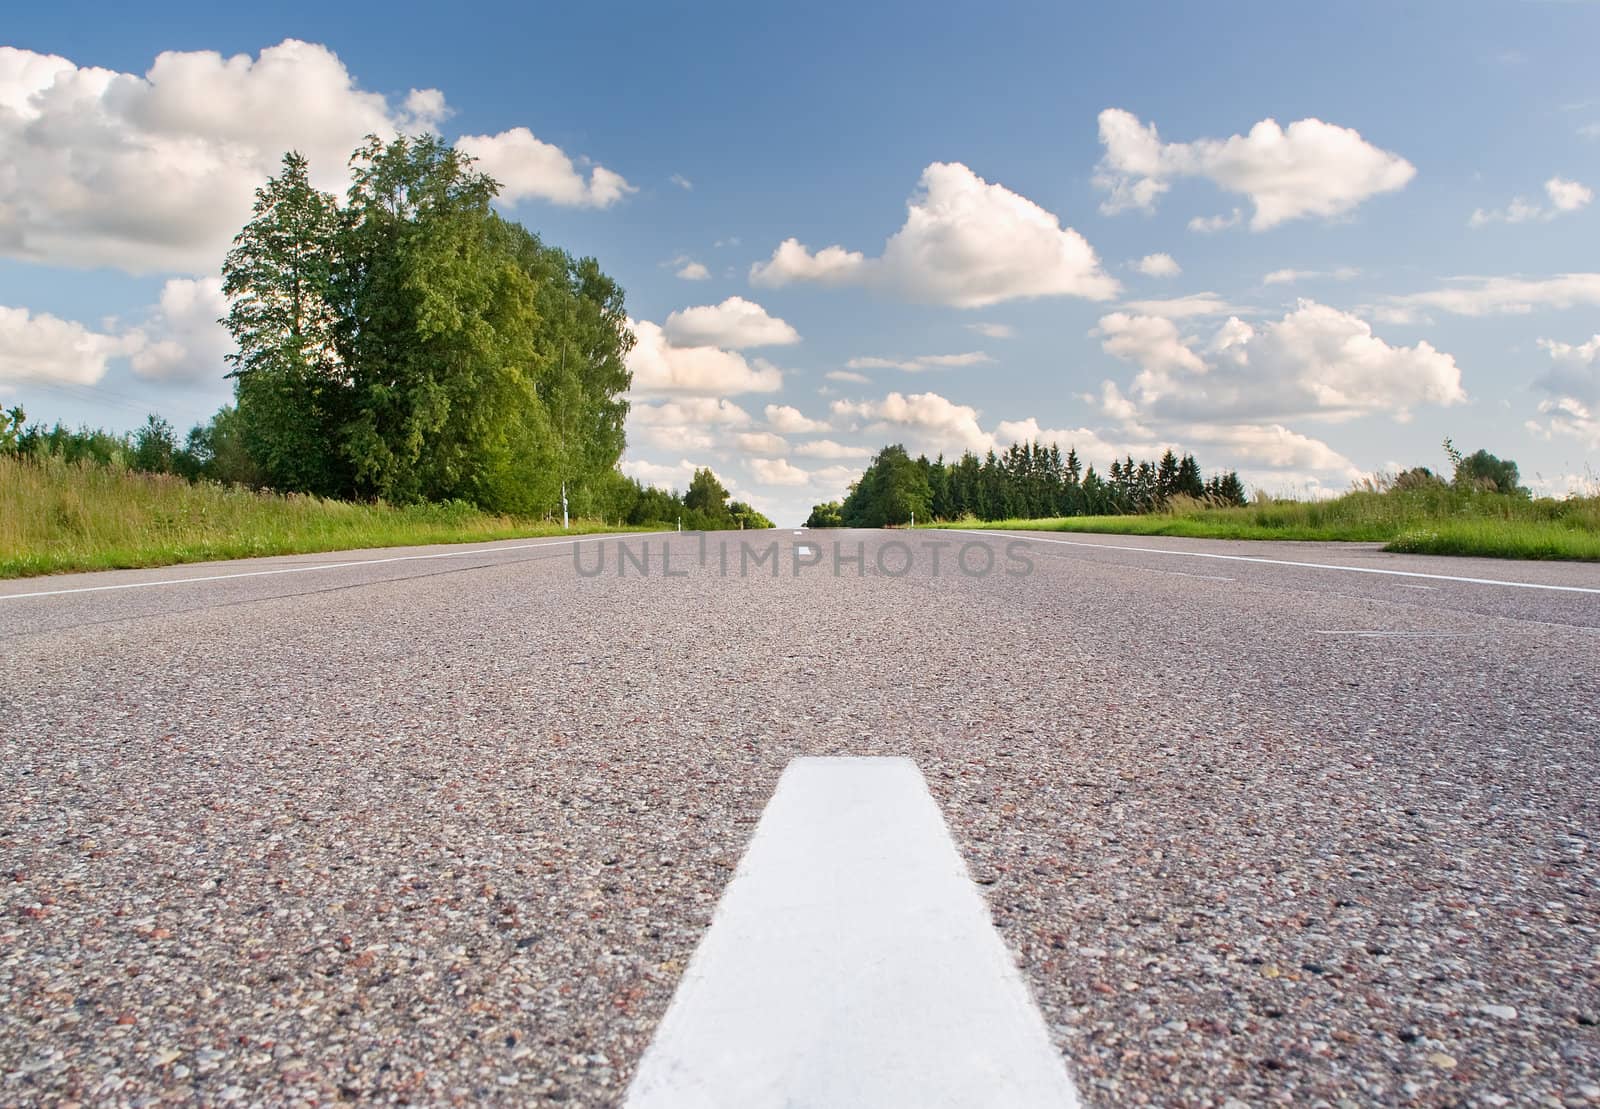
<box><xmin>2</xmin><ymin>529</ymin><xmax>1597</xmax><ymax>1106</ymax></box>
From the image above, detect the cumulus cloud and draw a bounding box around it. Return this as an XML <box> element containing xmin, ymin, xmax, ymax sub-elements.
<box><xmin>1388</xmin><ymin>274</ymin><xmax>1600</xmax><ymax>317</ymax></box>
<box><xmin>630</xmin><ymin>397</ymin><xmax>752</xmax><ymax>427</ymax></box>
<box><xmin>793</xmin><ymin>439</ymin><xmax>872</xmax><ymax>460</ymax></box>
<box><xmin>1469</xmin><ymin>176</ymin><xmax>1593</xmax><ymax>227</ymax></box>
<box><xmin>663</xmin><ymin>296</ymin><xmax>800</xmax><ymax>349</ymax></box>
<box><xmin>734</xmin><ymin>431</ymin><xmax>790</xmax><ymax>457</ymax></box>
<box><xmin>0</xmin><ymin>40</ymin><xmax>630</xmax><ymax>275</ymax></box>
<box><xmin>831</xmin><ymin>390</ymin><xmax>992</xmax><ymax>453</ymax></box>
<box><xmin>125</xmin><ymin>277</ymin><xmax>232</xmax><ymax>381</ymax></box>
<box><xmin>625</xmin><ymin>319</ymin><xmax>783</xmax><ymax>396</ymax></box>
<box><xmin>751</xmin><ymin>162</ymin><xmax>1118</xmax><ymax>307</ymax></box>
<box><xmin>1133</xmin><ymin>253</ymin><xmax>1181</xmax><ymax>277</ymax></box>
<box><xmin>675</xmin><ymin>260</ymin><xmax>710</xmax><ymax>281</ymax></box>
<box><xmin>824</xmin><ymin>370</ymin><xmax>871</xmax><ymax>384</ymax></box>
<box><xmin>1094</xmin><ymin>299</ymin><xmax>1465</xmax><ymax>425</ymax></box>
<box><xmin>0</xmin><ymin>277</ymin><xmax>233</xmax><ymax>389</ymax></box>
<box><xmin>1188</xmin><ymin>209</ymin><xmax>1243</xmax><ymax>234</ymax></box>
<box><xmin>455</xmin><ymin>127</ymin><xmax>633</xmax><ymax>208</ymax></box>
<box><xmin>749</xmin><ymin>457</ymin><xmax>814</xmax><ymax>486</ymax></box>
<box><xmin>622</xmin><ymin>457</ymin><xmax>705</xmax><ymax>489</ymax></box>
<box><xmin>764</xmin><ymin>404</ymin><xmax>829</xmax><ymax>433</ymax></box>
<box><xmin>1095</xmin><ymin>108</ymin><xmax>1415</xmax><ymax>229</ymax></box>
<box><xmin>1529</xmin><ymin>334</ymin><xmax>1600</xmax><ymax>446</ymax></box>
<box><xmin>1096</xmin><ymin>313</ymin><xmax>1208</xmax><ymax>375</ymax></box>
<box><xmin>0</xmin><ymin>305</ymin><xmax>138</xmax><ymax>387</ymax></box>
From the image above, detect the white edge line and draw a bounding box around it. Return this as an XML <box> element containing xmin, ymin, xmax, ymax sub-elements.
<box><xmin>944</xmin><ymin>529</ymin><xmax>1600</xmax><ymax>595</ymax></box>
<box><xmin>0</xmin><ymin>534</ymin><xmax>615</xmax><ymax>601</ymax></box>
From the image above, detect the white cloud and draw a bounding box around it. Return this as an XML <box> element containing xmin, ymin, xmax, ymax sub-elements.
<box><xmin>1388</xmin><ymin>274</ymin><xmax>1600</xmax><ymax>316</ymax></box>
<box><xmin>1133</xmin><ymin>253</ymin><xmax>1181</xmax><ymax>278</ymax></box>
<box><xmin>831</xmin><ymin>390</ymin><xmax>991</xmax><ymax>453</ymax></box>
<box><xmin>1096</xmin><ymin>313</ymin><xmax>1207</xmax><ymax>375</ymax></box>
<box><xmin>1188</xmin><ymin>209</ymin><xmax>1243</xmax><ymax>234</ymax></box>
<box><xmin>1547</xmin><ymin>177</ymin><xmax>1593</xmax><ymax>212</ymax></box>
<box><xmin>0</xmin><ymin>305</ymin><xmax>138</xmax><ymax>387</ymax></box>
<box><xmin>669</xmin><ymin>173</ymin><xmax>693</xmax><ymax>191</ymax></box>
<box><xmin>794</xmin><ymin>439</ymin><xmax>872</xmax><ymax>460</ymax></box>
<box><xmin>0</xmin><ymin>40</ymin><xmax>629</xmax><ymax>276</ymax></box>
<box><xmin>626</xmin><ymin>397</ymin><xmax>750</xmax><ymax>453</ymax></box>
<box><xmin>734</xmin><ymin>431</ymin><xmax>790</xmax><ymax>457</ymax></box>
<box><xmin>630</xmin><ymin>397</ymin><xmax>752</xmax><ymax>426</ymax></box>
<box><xmin>1096</xmin><ymin>299</ymin><xmax>1465</xmax><ymax>424</ymax></box>
<box><xmin>1118</xmin><ymin>293</ymin><xmax>1244</xmax><ymax>319</ymax></box>
<box><xmin>1095</xmin><ymin>108</ymin><xmax>1416</xmax><ymax>230</ymax></box>
<box><xmin>675</xmin><ymin>260</ymin><xmax>710</xmax><ymax>281</ymax></box>
<box><xmin>764</xmin><ymin>404</ymin><xmax>829</xmax><ymax>433</ymax></box>
<box><xmin>825</xmin><ymin>370</ymin><xmax>871</xmax><ymax>384</ymax></box>
<box><xmin>845</xmin><ymin>351</ymin><xmax>992</xmax><ymax>372</ymax></box>
<box><xmin>663</xmin><ymin>296</ymin><xmax>799</xmax><ymax>349</ymax></box>
<box><xmin>0</xmin><ymin>276</ymin><xmax>232</xmax><ymax>389</ymax></box>
<box><xmin>1530</xmin><ymin>334</ymin><xmax>1600</xmax><ymax>446</ymax></box>
<box><xmin>1263</xmin><ymin>267</ymin><xmax>1361</xmax><ymax>285</ymax></box>
<box><xmin>1470</xmin><ymin>176</ymin><xmax>1593</xmax><ymax>227</ymax></box>
<box><xmin>966</xmin><ymin>322</ymin><xmax>1014</xmax><ymax>339</ymax></box>
<box><xmin>751</xmin><ymin>162</ymin><xmax>1118</xmax><ymax>307</ymax></box>
<box><xmin>125</xmin><ymin>277</ymin><xmax>231</xmax><ymax>381</ymax></box>
<box><xmin>749</xmin><ymin>239</ymin><xmax>867</xmax><ymax>287</ymax></box>
<box><xmin>622</xmin><ymin>457</ymin><xmax>702</xmax><ymax>490</ymax></box>
<box><xmin>455</xmin><ymin>126</ymin><xmax>633</xmax><ymax>208</ymax></box>
<box><xmin>749</xmin><ymin>457</ymin><xmax>813</xmax><ymax>486</ymax></box>
<box><xmin>625</xmin><ymin>319</ymin><xmax>783</xmax><ymax>396</ymax></box>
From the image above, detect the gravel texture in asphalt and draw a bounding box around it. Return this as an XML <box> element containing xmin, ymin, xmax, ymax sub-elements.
<box><xmin>2</xmin><ymin>529</ymin><xmax>1597</xmax><ymax>1107</ymax></box>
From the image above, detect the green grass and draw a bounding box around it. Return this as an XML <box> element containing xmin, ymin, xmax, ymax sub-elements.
<box><xmin>931</xmin><ymin>486</ymin><xmax>1600</xmax><ymax>561</ymax></box>
<box><xmin>1</xmin><ymin>455</ymin><xmax>660</xmax><ymax>578</ymax></box>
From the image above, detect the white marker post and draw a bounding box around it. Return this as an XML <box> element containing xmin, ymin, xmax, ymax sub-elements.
<box><xmin>626</xmin><ymin>757</ymin><xmax>1079</xmax><ymax>1109</ymax></box>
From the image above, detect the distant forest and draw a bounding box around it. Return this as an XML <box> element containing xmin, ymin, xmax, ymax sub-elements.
<box><xmin>806</xmin><ymin>442</ymin><xmax>1247</xmax><ymax>528</ymax></box>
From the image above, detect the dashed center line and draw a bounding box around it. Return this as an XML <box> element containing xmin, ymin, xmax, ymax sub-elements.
<box><xmin>625</xmin><ymin>757</ymin><xmax>1078</xmax><ymax>1109</ymax></box>
<box><xmin>1314</xmin><ymin>630</ymin><xmax>1473</xmax><ymax>638</ymax></box>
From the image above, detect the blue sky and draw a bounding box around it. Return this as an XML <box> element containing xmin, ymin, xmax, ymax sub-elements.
<box><xmin>3</xmin><ymin>1</ymin><xmax>1598</xmax><ymax>524</ymax></box>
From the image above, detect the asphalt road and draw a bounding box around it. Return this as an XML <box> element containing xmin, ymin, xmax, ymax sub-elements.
<box><xmin>2</xmin><ymin>529</ymin><xmax>1597</xmax><ymax>1106</ymax></box>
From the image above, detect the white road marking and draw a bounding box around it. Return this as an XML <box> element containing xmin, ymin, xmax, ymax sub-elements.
<box><xmin>0</xmin><ymin>535</ymin><xmax>610</xmax><ymax>601</ymax></box>
<box><xmin>1314</xmin><ymin>630</ymin><xmax>1471</xmax><ymax>638</ymax></box>
<box><xmin>965</xmin><ymin>530</ymin><xmax>1600</xmax><ymax>595</ymax></box>
<box><xmin>1124</xmin><ymin>565</ymin><xmax>1235</xmax><ymax>582</ymax></box>
<box><xmin>625</xmin><ymin>757</ymin><xmax>1078</xmax><ymax>1109</ymax></box>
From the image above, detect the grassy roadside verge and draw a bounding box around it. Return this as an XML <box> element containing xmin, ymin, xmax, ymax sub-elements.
<box><xmin>927</xmin><ymin>487</ymin><xmax>1600</xmax><ymax>561</ymax></box>
<box><xmin>1</xmin><ymin>456</ymin><xmax>662</xmax><ymax>578</ymax></box>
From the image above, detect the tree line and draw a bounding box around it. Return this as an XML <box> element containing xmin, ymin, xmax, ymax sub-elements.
<box><xmin>806</xmin><ymin>441</ymin><xmax>1247</xmax><ymax>527</ymax></box>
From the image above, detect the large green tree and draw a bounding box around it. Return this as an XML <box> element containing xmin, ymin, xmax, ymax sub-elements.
<box><xmin>222</xmin><ymin>151</ymin><xmax>348</xmax><ymax>495</ymax></box>
<box><xmin>219</xmin><ymin>137</ymin><xmax>637</xmax><ymax>517</ymax></box>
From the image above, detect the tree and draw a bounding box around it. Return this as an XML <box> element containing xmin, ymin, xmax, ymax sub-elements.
<box><xmin>840</xmin><ymin>444</ymin><xmax>931</xmax><ymax>526</ymax></box>
<box><xmin>683</xmin><ymin>467</ymin><xmax>733</xmax><ymax>528</ymax></box>
<box><xmin>805</xmin><ymin>501</ymin><xmax>844</xmax><ymax>527</ymax></box>
<box><xmin>1454</xmin><ymin>449</ymin><xmax>1526</xmax><ymax>496</ymax></box>
<box><xmin>223</xmin><ymin>150</ymin><xmax>348</xmax><ymax>495</ymax></box>
<box><xmin>0</xmin><ymin>405</ymin><xmax>23</xmax><ymax>455</ymax></box>
<box><xmin>130</xmin><ymin>415</ymin><xmax>177</xmax><ymax>474</ymax></box>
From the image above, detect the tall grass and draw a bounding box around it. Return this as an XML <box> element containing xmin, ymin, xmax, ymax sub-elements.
<box><xmin>935</xmin><ymin>485</ymin><xmax>1600</xmax><ymax>561</ymax></box>
<box><xmin>1</xmin><ymin>456</ymin><xmax>653</xmax><ymax>578</ymax></box>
